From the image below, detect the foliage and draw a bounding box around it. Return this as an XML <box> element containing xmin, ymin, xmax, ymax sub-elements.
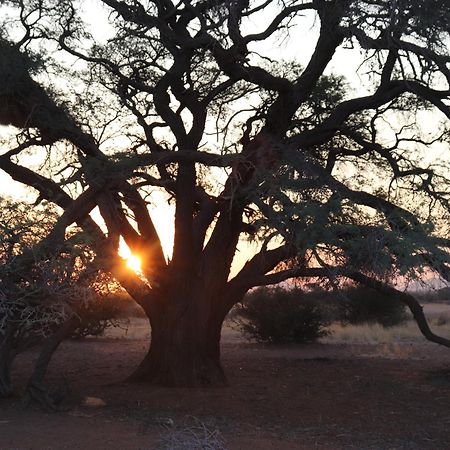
<box><xmin>1</xmin><ymin>200</ymin><xmax>72</xmax><ymax>345</ymax></box>
<box><xmin>72</xmin><ymin>294</ymin><xmax>129</xmax><ymax>339</ymax></box>
<box><xmin>0</xmin><ymin>198</ymin><xmax>119</xmax><ymax>347</ymax></box>
<box><xmin>336</xmin><ymin>286</ymin><xmax>409</xmax><ymax>328</ymax></box>
<box><xmin>234</xmin><ymin>287</ymin><xmax>331</xmax><ymax>344</ymax></box>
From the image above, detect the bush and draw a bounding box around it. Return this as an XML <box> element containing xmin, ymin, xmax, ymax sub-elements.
<box><xmin>415</xmin><ymin>287</ymin><xmax>450</xmax><ymax>304</ymax></box>
<box><xmin>72</xmin><ymin>294</ymin><xmax>128</xmax><ymax>339</ymax></box>
<box><xmin>234</xmin><ymin>287</ymin><xmax>330</xmax><ymax>344</ymax></box>
<box><xmin>337</xmin><ymin>286</ymin><xmax>408</xmax><ymax>328</ymax></box>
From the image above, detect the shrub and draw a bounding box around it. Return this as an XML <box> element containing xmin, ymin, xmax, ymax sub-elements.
<box><xmin>337</xmin><ymin>286</ymin><xmax>408</xmax><ymax>328</ymax></box>
<box><xmin>415</xmin><ymin>287</ymin><xmax>450</xmax><ymax>304</ymax></box>
<box><xmin>72</xmin><ymin>295</ymin><xmax>126</xmax><ymax>339</ymax></box>
<box><xmin>234</xmin><ymin>287</ymin><xmax>330</xmax><ymax>344</ymax></box>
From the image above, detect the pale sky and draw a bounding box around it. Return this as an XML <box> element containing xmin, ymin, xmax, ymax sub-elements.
<box><xmin>0</xmin><ymin>2</ymin><xmax>446</xmax><ymax>276</ymax></box>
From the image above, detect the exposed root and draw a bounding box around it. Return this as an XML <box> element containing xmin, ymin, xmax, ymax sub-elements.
<box><xmin>24</xmin><ymin>379</ymin><xmax>71</xmax><ymax>412</ymax></box>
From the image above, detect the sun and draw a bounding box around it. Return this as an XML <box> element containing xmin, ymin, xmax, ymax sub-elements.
<box><xmin>118</xmin><ymin>241</ymin><xmax>142</xmax><ymax>274</ymax></box>
<box><xmin>126</xmin><ymin>254</ymin><xmax>142</xmax><ymax>273</ymax></box>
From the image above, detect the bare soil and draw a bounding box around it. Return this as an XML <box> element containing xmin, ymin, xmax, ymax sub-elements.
<box><xmin>2</xmin><ymin>320</ymin><xmax>450</xmax><ymax>449</ymax></box>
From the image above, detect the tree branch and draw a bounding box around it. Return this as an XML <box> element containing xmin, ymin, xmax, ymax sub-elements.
<box><xmin>346</xmin><ymin>271</ymin><xmax>450</xmax><ymax>348</ymax></box>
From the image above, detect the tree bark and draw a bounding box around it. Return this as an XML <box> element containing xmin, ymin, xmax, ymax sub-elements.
<box><xmin>25</xmin><ymin>316</ymin><xmax>80</xmax><ymax>411</ymax></box>
<box><xmin>129</xmin><ymin>289</ymin><xmax>228</xmax><ymax>387</ymax></box>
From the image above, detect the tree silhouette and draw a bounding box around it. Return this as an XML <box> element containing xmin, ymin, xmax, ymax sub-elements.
<box><xmin>0</xmin><ymin>0</ymin><xmax>449</xmax><ymax>387</ymax></box>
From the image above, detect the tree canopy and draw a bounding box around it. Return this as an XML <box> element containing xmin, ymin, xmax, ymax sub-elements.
<box><xmin>1</xmin><ymin>0</ymin><xmax>450</xmax><ymax>389</ymax></box>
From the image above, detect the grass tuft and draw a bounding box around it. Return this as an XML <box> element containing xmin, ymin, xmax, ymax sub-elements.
<box><xmin>156</xmin><ymin>416</ymin><xmax>227</xmax><ymax>450</ymax></box>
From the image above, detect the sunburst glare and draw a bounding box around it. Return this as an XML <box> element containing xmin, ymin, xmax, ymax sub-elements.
<box><xmin>126</xmin><ymin>254</ymin><xmax>142</xmax><ymax>273</ymax></box>
<box><xmin>118</xmin><ymin>241</ymin><xmax>142</xmax><ymax>274</ymax></box>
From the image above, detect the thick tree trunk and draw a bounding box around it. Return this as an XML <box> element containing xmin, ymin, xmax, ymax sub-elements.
<box><xmin>129</xmin><ymin>291</ymin><xmax>228</xmax><ymax>387</ymax></box>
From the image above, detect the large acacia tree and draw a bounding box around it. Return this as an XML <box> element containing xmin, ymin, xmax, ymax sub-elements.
<box><xmin>1</xmin><ymin>0</ymin><xmax>450</xmax><ymax>386</ymax></box>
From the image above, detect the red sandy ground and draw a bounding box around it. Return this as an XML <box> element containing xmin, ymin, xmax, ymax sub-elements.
<box><xmin>1</xmin><ymin>321</ymin><xmax>450</xmax><ymax>449</ymax></box>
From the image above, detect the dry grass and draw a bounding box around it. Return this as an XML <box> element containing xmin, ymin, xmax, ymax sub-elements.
<box><xmin>102</xmin><ymin>304</ymin><xmax>450</xmax><ymax>357</ymax></box>
<box><xmin>324</xmin><ymin>321</ymin><xmax>422</xmax><ymax>344</ymax></box>
<box><xmin>318</xmin><ymin>318</ymin><xmax>450</xmax><ymax>359</ymax></box>
<box><xmin>156</xmin><ymin>416</ymin><xmax>227</xmax><ymax>450</ymax></box>
<box><xmin>321</xmin><ymin>302</ymin><xmax>450</xmax><ymax>346</ymax></box>
<box><xmin>323</xmin><ymin>319</ymin><xmax>450</xmax><ymax>345</ymax></box>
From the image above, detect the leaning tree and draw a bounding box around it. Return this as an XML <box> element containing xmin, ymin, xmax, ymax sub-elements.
<box><xmin>0</xmin><ymin>0</ymin><xmax>450</xmax><ymax>386</ymax></box>
<box><xmin>0</xmin><ymin>198</ymin><xmax>119</xmax><ymax>404</ymax></box>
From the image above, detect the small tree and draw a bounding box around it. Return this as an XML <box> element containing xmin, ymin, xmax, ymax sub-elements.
<box><xmin>0</xmin><ymin>199</ymin><xmax>116</xmax><ymax>406</ymax></box>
